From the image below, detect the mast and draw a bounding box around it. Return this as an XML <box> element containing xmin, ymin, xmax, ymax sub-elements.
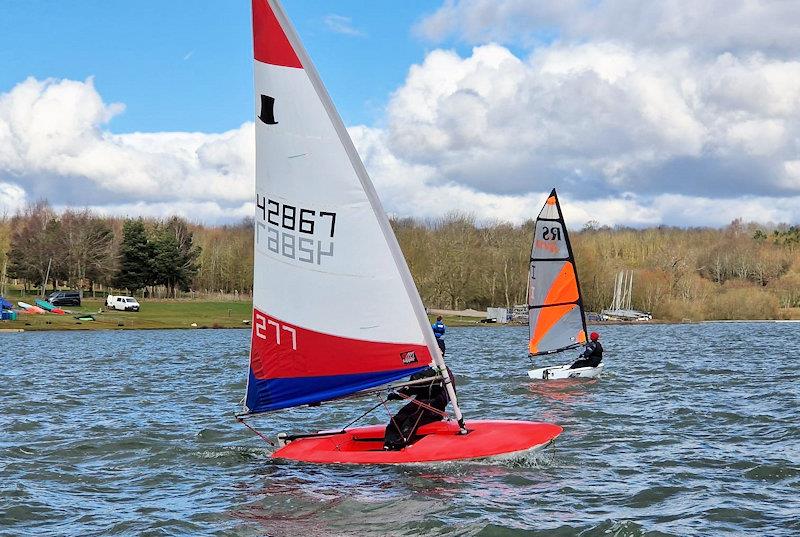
<box><xmin>627</xmin><ymin>271</ymin><xmax>633</xmax><ymax>310</ymax></box>
<box><xmin>261</xmin><ymin>0</ymin><xmax>465</xmax><ymax>429</ymax></box>
<box><xmin>41</xmin><ymin>257</ymin><xmax>52</xmax><ymax>297</ymax></box>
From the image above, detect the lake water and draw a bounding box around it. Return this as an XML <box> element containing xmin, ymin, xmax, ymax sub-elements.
<box><xmin>1</xmin><ymin>323</ymin><xmax>798</xmax><ymax>536</ymax></box>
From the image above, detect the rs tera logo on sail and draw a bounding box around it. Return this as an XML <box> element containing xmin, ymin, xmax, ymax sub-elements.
<box><xmin>541</xmin><ymin>226</ymin><xmax>561</xmax><ymax>241</ymax></box>
<box><xmin>535</xmin><ymin>226</ymin><xmax>562</xmax><ymax>254</ymax></box>
<box><xmin>254</xmin><ymin>312</ymin><xmax>297</xmax><ymax>350</ymax></box>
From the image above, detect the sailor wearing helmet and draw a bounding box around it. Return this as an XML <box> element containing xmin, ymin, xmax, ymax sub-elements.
<box><xmin>570</xmin><ymin>332</ymin><xmax>603</xmax><ymax>369</ymax></box>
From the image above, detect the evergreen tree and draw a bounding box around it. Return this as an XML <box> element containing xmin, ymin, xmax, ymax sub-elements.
<box><xmin>115</xmin><ymin>219</ymin><xmax>152</xmax><ymax>293</ymax></box>
<box><xmin>151</xmin><ymin>217</ymin><xmax>200</xmax><ymax>297</ymax></box>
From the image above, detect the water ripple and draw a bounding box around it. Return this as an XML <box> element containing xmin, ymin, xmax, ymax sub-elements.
<box><xmin>1</xmin><ymin>323</ymin><xmax>798</xmax><ymax>535</ymax></box>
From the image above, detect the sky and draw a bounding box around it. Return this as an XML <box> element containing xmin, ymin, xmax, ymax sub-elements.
<box><xmin>1</xmin><ymin>0</ymin><xmax>800</xmax><ymax>227</ymax></box>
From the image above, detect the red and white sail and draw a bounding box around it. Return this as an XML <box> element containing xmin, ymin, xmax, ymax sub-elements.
<box><xmin>244</xmin><ymin>0</ymin><xmax>460</xmax><ymax>416</ymax></box>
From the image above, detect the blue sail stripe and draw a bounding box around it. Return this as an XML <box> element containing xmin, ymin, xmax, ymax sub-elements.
<box><xmin>245</xmin><ymin>366</ymin><xmax>428</xmax><ymax>413</ymax></box>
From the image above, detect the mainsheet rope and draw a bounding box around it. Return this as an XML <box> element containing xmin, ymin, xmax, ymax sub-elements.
<box><xmin>236</xmin><ymin>415</ymin><xmax>276</xmax><ymax>446</ymax></box>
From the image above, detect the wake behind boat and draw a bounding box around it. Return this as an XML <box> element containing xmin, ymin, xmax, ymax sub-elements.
<box><xmin>526</xmin><ymin>189</ymin><xmax>604</xmax><ymax>380</ymax></box>
<box><xmin>237</xmin><ymin>0</ymin><xmax>562</xmax><ymax>464</ymax></box>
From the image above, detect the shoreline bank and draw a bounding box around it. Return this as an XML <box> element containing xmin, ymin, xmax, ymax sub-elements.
<box><xmin>3</xmin><ymin>299</ymin><xmax>799</xmax><ymax>332</ymax></box>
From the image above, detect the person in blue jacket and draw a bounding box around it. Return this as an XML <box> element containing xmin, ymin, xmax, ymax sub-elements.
<box><xmin>432</xmin><ymin>315</ymin><xmax>446</xmax><ymax>355</ymax></box>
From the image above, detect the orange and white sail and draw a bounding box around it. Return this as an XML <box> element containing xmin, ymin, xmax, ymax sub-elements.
<box><xmin>528</xmin><ymin>189</ymin><xmax>587</xmax><ymax>356</ymax></box>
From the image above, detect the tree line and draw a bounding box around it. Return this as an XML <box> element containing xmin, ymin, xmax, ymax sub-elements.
<box><xmin>0</xmin><ymin>202</ymin><xmax>252</xmax><ymax>298</ymax></box>
<box><xmin>394</xmin><ymin>215</ymin><xmax>800</xmax><ymax>320</ymax></box>
<box><xmin>1</xmin><ymin>203</ymin><xmax>799</xmax><ymax>320</ymax></box>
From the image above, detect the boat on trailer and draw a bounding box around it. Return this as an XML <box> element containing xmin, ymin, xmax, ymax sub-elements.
<box><xmin>236</xmin><ymin>0</ymin><xmax>562</xmax><ymax>464</ymax></box>
<box><xmin>526</xmin><ymin>189</ymin><xmax>604</xmax><ymax>380</ymax></box>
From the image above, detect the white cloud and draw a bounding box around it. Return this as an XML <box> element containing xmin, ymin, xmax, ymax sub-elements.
<box><xmin>416</xmin><ymin>0</ymin><xmax>800</xmax><ymax>56</ymax></box>
<box><xmin>352</xmin><ymin>125</ymin><xmax>800</xmax><ymax>228</ymax></box>
<box><xmin>3</xmin><ymin>30</ymin><xmax>800</xmax><ymax>229</ymax></box>
<box><xmin>0</xmin><ymin>77</ymin><xmax>254</xmax><ymax>223</ymax></box>
<box><xmin>0</xmin><ymin>182</ymin><xmax>26</xmax><ymax>215</ymax></box>
<box><xmin>323</xmin><ymin>14</ymin><xmax>365</xmax><ymax>37</ymax></box>
<box><xmin>377</xmin><ymin>42</ymin><xmax>800</xmax><ymax>205</ymax></box>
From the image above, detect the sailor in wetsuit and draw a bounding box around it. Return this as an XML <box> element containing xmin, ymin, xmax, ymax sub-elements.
<box><xmin>383</xmin><ymin>367</ymin><xmax>454</xmax><ymax>451</ymax></box>
<box><xmin>570</xmin><ymin>331</ymin><xmax>603</xmax><ymax>369</ymax></box>
<box><xmin>432</xmin><ymin>316</ymin><xmax>446</xmax><ymax>355</ymax></box>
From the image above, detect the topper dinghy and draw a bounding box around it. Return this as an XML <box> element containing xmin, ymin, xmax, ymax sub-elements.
<box><xmin>237</xmin><ymin>0</ymin><xmax>562</xmax><ymax>464</ymax></box>
<box><xmin>35</xmin><ymin>299</ymin><xmax>55</xmax><ymax>312</ymax></box>
<box><xmin>18</xmin><ymin>301</ymin><xmax>45</xmax><ymax>314</ymax></box>
<box><xmin>526</xmin><ymin>189</ymin><xmax>604</xmax><ymax>380</ymax></box>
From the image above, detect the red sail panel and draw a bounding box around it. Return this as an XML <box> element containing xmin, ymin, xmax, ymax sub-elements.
<box><xmin>252</xmin><ymin>0</ymin><xmax>302</xmax><ymax>68</ymax></box>
<box><xmin>247</xmin><ymin>308</ymin><xmax>431</xmax><ymax>411</ymax></box>
<box><xmin>249</xmin><ymin>308</ymin><xmax>432</xmax><ymax>379</ymax></box>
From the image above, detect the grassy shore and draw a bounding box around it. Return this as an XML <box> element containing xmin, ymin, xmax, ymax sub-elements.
<box><xmin>3</xmin><ymin>301</ymin><xmax>798</xmax><ymax>332</ymax></box>
<box><xmin>0</xmin><ymin>299</ymin><xmax>485</xmax><ymax>331</ymax></box>
<box><xmin>2</xmin><ymin>299</ymin><xmax>252</xmax><ymax>331</ymax></box>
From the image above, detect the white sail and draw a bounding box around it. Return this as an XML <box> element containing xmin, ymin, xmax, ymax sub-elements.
<box><xmin>245</xmin><ymin>0</ymin><xmax>462</xmax><ymax>423</ymax></box>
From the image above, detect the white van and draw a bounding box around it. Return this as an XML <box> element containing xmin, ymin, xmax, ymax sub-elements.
<box><xmin>106</xmin><ymin>295</ymin><xmax>141</xmax><ymax>312</ymax></box>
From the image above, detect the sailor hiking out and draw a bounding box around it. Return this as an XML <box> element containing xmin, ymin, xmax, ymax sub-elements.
<box><xmin>570</xmin><ymin>332</ymin><xmax>603</xmax><ymax>369</ymax></box>
<box><xmin>384</xmin><ymin>367</ymin><xmax>454</xmax><ymax>451</ymax></box>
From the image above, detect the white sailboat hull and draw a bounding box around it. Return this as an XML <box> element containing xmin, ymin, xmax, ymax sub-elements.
<box><xmin>528</xmin><ymin>362</ymin><xmax>604</xmax><ymax>380</ymax></box>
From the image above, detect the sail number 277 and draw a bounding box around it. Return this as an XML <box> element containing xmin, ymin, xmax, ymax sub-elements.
<box><xmin>254</xmin><ymin>312</ymin><xmax>297</xmax><ymax>350</ymax></box>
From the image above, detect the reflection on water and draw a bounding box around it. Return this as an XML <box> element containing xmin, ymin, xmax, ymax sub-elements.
<box><xmin>1</xmin><ymin>323</ymin><xmax>799</xmax><ymax>536</ymax></box>
<box><xmin>527</xmin><ymin>377</ymin><xmax>601</xmax><ymax>402</ymax></box>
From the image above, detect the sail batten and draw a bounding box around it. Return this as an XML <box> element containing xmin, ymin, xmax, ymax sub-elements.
<box><xmin>528</xmin><ymin>189</ymin><xmax>588</xmax><ymax>357</ymax></box>
<box><xmin>244</xmin><ymin>0</ymin><xmax>462</xmax><ymax>418</ymax></box>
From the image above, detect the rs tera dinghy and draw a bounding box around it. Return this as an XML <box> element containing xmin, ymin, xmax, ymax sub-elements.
<box><xmin>528</xmin><ymin>362</ymin><xmax>604</xmax><ymax>380</ymax></box>
<box><xmin>526</xmin><ymin>189</ymin><xmax>604</xmax><ymax>380</ymax></box>
<box><xmin>236</xmin><ymin>0</ymin><xmax>562</xmax><ymax>464</ymax></box>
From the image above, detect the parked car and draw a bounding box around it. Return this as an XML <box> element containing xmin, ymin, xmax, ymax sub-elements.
<box><xmin>48</xmin><ymin>290</ymin><xmax>81</xmax><ymax>307</ymax></box>
<box><xmin>106</xmin><ymin>295</ymin><xmax>140</xmax><ymax>312</ymax></box>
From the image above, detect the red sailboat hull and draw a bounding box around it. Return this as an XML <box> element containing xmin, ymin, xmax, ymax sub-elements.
<box><xmin>271</xmin><ymin>420</ymin><xmax>562</xmax><ymax>464</ymax></box>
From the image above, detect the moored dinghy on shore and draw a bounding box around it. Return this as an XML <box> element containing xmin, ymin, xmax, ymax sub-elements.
<box><xmin>235</xmin><ymin>0</ymin><xmax>562</xmax><ymax>464</ymax></box>
<box><xmin>18</xmin><ymin>301</ymin><xmax>46</xmax><ymax>314</ymax></box>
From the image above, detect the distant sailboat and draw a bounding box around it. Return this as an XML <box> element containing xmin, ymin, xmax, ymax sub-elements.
<box><xmin>236</xmin><ymin>0</ymin><xmax>562</xmax><ymax>463</ymax></box>
<box><xmin>526</xmin><ymin>189</ymin><xmax>604</xmax><ymax>380</ymax></box>
<box><xmin>601</xmin><ymin>270</ymin><xmax>652</xmax><ymax>321</ymax></box>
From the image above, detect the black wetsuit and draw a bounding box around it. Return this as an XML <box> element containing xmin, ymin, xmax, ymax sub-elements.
<box><xmin>570</xmin><ymin>340</ymin><xmax>603</xmax><ymax>369</ymax></box>
<box><xmin>383</xmin><ymin>367</ymin><xmax>453</xmax><ymax>450</ymax></box>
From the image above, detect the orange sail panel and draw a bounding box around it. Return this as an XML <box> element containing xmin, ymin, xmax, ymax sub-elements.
<box><xmin>527</xmin><ymin>189</ymin><xmax>587</xmax><ymax>356</ymax></box>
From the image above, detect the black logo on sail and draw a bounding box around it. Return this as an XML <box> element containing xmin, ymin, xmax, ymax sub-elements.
<box><xmin>258</xmin><ymin>95</ymin><xmax>278</xmax><ymax>125</ymax></box>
